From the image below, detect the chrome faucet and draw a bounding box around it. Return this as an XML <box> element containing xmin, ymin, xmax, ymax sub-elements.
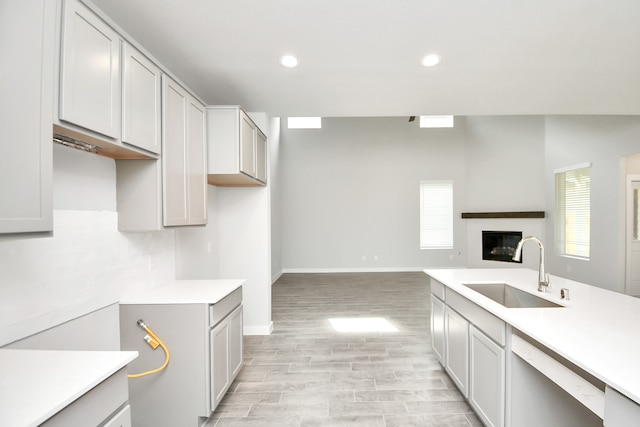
<box><xmin>513</xmin><ymin>236</ymin><xmax>550</xmax><ymax>292</ymax></box>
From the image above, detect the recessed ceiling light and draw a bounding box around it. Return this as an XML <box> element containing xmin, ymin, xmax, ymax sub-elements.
<box><xmin>280</xmin><ymin>55</ymin><xmax>299</xmax><ymax>68</ymax></box>
<box><xmin>422</xmin><ymin>54</ymin><xmax>441</xmax><ymax>67</ymax></box>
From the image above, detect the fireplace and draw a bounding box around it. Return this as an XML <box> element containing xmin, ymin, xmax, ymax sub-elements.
<box><xmin>482</xmin><ymin>231</ymin><xmax>523</xmax><ymax>263</ymax></box>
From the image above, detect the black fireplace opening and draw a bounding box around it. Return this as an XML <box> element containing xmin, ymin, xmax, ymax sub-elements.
<box><xmin>482</xmin><ymin>231</ymin><xmax>523</xmax><ymax>263</ymax></box>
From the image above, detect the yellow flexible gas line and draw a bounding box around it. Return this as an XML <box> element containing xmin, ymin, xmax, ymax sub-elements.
<box><xmin>127</xmin><ymin>320</ymin><xmax>170</xmax><ymax>379</ymax></box>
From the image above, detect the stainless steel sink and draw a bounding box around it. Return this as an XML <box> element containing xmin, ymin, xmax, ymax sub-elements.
<box><xmin>462</xmin><ymin>283</ymin><xmax>563</xmax><ymax>308</ymax></box>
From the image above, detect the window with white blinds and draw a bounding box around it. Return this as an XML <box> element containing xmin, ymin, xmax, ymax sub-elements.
<box><xmin>554</xmin><ymin>163</ymin><xmax>591</xmax><ymax>258</ymax></box>
<box><xmin>420</xmin><ymin>181</ymin><xmax>453</xmax><ymax>249</ymax></box>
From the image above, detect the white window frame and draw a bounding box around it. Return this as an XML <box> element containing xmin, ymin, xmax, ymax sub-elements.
<box><xmin>554</xmin><ymin>163</ymin><xmax>591</xmax><ymax>259</ymax></box>
<box><xmin>420</xmin><ymin>180</ymin><xmax>454</xmax><ymax>249</ymax></box>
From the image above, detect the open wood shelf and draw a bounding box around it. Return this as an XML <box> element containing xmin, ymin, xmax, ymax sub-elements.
<box><xmin>461</xmin><ymin>211</ymin><xmax>545</xmax><ymax>219</ymax></box>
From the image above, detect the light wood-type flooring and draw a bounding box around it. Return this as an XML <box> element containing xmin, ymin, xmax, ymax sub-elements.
<box><xmin>209</xmin><ymin>272</ymin><xmax>481</xmax><ymax>426</ymax></box>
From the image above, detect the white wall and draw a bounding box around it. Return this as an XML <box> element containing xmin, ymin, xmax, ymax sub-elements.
<box><xmin>545</xmin><ymin>116</ymin><xmax>640</xmax><ymax>292</ymax></box>
<box><xmin>463</xmin><ymin>116</ymin><xmax>546</xmax><ymax>269</ymax></box>
<box><xmin>269</xmin><ymin>117</ymin><xmax>283</xmax><ymax>282</ymax></box>
<box><xmin>280</xmin><ymin>116</ymin><xmax>468</xmax><ymax>271</ymax></box>
<box><xmin>464</xmin><ymin>116</ymin><xmax>545</xmax><ymax>211</ymax></box>
<box><xmin>278</xmin><ymin>116</ymin><xmax>546</xmax><ymax>272</ymax></box>
<box><xmin>175</xmin><ymin>112</ymin><xmax>275</xmax><ymax>335</ymax></box>
<box><xmin>175</xmin><ymin>185</ymin><xmax>220</xmax><ymax>279</ymax></box>
<box><xmin>0</xmin><ymin>145</ymin><xmax>175</xmax><ymax>346</ymax></box>
<box><xmin>277</xmin><ymin>115</ymin><xmax>640</xmax><ymax>292</ymax></box>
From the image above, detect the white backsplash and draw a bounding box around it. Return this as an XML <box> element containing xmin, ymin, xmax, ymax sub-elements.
<box><xmin>0</xmin><ymin>210</ymin><xmax>175</xmax><ymax>346</ymax></box>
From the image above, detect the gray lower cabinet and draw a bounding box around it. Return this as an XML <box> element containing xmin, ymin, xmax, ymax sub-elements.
<box><xmin>444</xmin><ymin>306</ymin><xmax>469</xmax><ymax>398</ymax></box>
<box><xmin>120</xmin><ymin>286</ymin><xmax>243</xmax><ymax>427</ymax></box>
<box><xmin>605</xmin><ymin>386</ymin><xmax>640</xmax><ymax>427</ymax></box>
<box><xmin>42</xmin><ymin>368</ymin><xmax>131</xmax><ymax>427</ymax></box>
<box><xmin>469</xmin><ymin>325</ymin><xmax>505</xmax><ymax>427</ymax></box>
<box><xmin>430</xmin><ymin>296</ymin><xmax>445</xmax><ymax>364</ymax></box>
<box><xmin>211</xmin><ymin>304</ymin><xmax>243</xmax><ymax>409</ymax></box>
<box><xmin>430</xmin><ymin>279</ymin><xmax>506</xmax><ymax>427</ymax></box>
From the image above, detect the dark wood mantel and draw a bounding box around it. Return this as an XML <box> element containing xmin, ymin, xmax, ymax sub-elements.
<box><xmin>461</xmin><ymin>211</ymin><xmax>545</xmax><ymax>219</ymax></box>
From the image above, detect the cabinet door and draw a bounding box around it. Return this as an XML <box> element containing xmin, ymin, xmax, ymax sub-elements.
<box><xmin>605</xmin><ymin>386</ymin><xmax>640</xmax><ymax>427</ymax></box>
<box><xmin>186</xmin><ymin>98</ymin><xmax>207</xmax><ymax>225</ymax></box>
<box><xmin>229</xmin><ymin>305</ymin><xmax>244</xmax><ymax>379</ymax></box>
<box><xmin>0</xmin><ymin>0</ymin><xmax>54</xmax><ymax>233</ymax></box>
<box><xmin>59</xmin><ymin>0</ymin><xmax>119</xmax><ymax>138</ymax></box>
<box><xmin>255</xmin><ymin>130</ymin><xmax>267</xmax><ymax>183</ymax></box>
<box><xmin>162</xmin><ymin>76</ymin><xmax>188</xmax><ymax>226</ymax></box>
<box><xmin>444</xmin><ymin>306</ymin><xmax>469</xmax><ymax>397</ymax></box>
<box><xmin>469</xmin><ymin>325</ymin><xmax>505</xmax><ymax>427</ymax></box>
<box><xmin>102</xmin><ymin>405</ymin><xmax>131</xmax><ymax>427</ymax></box>
<box><xmin>122</xmin><ymin>42</ymin><xmax>161</xmax><ymax>154</ymax></box>
<box><xmin>430</xmin><ymin>296</ymin><xmax>445</xmax><ymax>364</ymax></box>
<box><xmin>211</xmin><ymin>320</ymin><xmax>230</xmax><ymax>409</ymax></box>
<box><xmin>239</xmin><ymin>111</ymin><xmax>256</xmax><ymax>177</ymax></box>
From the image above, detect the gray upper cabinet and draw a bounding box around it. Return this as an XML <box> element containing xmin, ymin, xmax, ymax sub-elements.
<box><xmin>59</xmin><ymin>0</ymin><xmax>120</xmax><ymax>138</ymax></box>
<box><xmin>0</xmin><ymin>0</ymin><xmax>55</xmax><ymax>233</ymax></box>
<box><xmin>121</xmin><ymin>42</ymin><xmax>162</xmax><ymax>155</ymax></box>
<box><xmin>162</xmin><ymin>76</ymin><xmax>207</xmax><ymax>227</ymax></box>
<box><xmin>56</xmin><ymin>0</ymin><xmax>156</xmax><ymax>159</ymax></box>
<box><xmin>116</xmin><ymin>80</ymin><xmax>207</xmax><ymax>231</ymax></box>
<box><xmin>255</xmin><ymin>129</ymin><xmax>268</xmax><ymax>183</ymax></box>
<box><xmin>207</xmin><ymin>106</ymin><xmax>268</xmax><ymax>186</ymax></box>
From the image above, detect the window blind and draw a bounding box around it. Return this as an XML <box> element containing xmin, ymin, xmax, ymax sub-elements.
<box><xmin>420</xmin><ymin>181</ymin><xmax>453</xmax><ymax>249</ymax></box>
<box><xmin>555</xmin><ymin>164</ymin><xmax>591</xmax><ymax>258</ymax></box>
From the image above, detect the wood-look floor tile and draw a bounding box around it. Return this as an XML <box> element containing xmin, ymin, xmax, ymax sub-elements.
<box><xmin>375</xmin><ymin>378</ymin><xmax>449</xmax><ymax>391</ymax></box>
<box><xmin>248</xmin><ymin>402</ymin><xmax>328</xmax><ymax>417</ymax></box>
<box><xmin>384</xmin><ymin>413</ymin><xmax>476</xmax><ymax>427</ymax></box>
<box><xmin>405</xmin><ymin>400</ymin><xmax>476</xmax><ymax>415</ymax></box>
<box><xmin>213</xmin><ymin>416</ymin><xmax>301</xmax><ymax>426</ymax></box>
<box><xmin>329</xmin><ymin>401</ymin><xmax>408</xmax><ymax>416</ymax></box>
<box><xmin>219</xmin><ymin>392</ymin><xmax>282</xmax><ymax>405</ymax></box>
<box><xmin>301</xmin><ymin>415</ymin><xmax>385</xmax><ymax>427</ymax></box>
<box><xmin>209</xmin><ymin>272</ymin><xmax>477</xmax><ymax>426</ymax></box>
<box><xmin>280</xmin><ymin>390</ymin><xmax>355</xmax><ymax>404</ymax></box>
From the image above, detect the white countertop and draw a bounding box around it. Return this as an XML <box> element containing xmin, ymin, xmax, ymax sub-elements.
<box><xmin>119</xmin><ymin>279</ymin><xmax>244</xmax><ymax>304</ymax></box>
<box><xmin>0</xmin><ymin>349</ymin><xmax>137</xmax><ymax>427</ymax></box>
<box><xmin>424</xmin><ymin>268</ymin><xmax>640</xmax><ymax>405</ymax></box>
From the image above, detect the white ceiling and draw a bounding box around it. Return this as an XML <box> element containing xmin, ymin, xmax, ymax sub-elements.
<box><xmin>91</xmin><ymin>0</ymin><xmax>640</xmax><ymax>118</ymax></box>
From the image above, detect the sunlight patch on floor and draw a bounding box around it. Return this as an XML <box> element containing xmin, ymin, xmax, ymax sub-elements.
<box><xmin>328</xmin><ymin>317</ymin><xmax>398</xmax><ymax>333</ymax></box>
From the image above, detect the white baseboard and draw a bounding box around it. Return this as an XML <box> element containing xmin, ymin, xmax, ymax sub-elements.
<box><xmin>281</xmin><ymin>267</ymin><xmax>425</xmax><ymax>274</ymax></box>
<box><xmin>271</xmin><ymin>270</ymin><xmax>283</xmax><ymax>284</ymax></box>
<box><xmin>243</xmin><ymin>321</ymin><xmax>273</xmax><ymax>336</ymax></box>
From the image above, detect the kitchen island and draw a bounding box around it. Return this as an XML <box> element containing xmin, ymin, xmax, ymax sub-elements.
<box><xmin>425</xmin><ymin>268</ymin><xmax>640</xmax><ymax>427</ymax></box>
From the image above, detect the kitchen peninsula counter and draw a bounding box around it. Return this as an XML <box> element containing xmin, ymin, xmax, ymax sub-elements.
<box><xmin>424</xmin><ymin>268</ymin><xmax>640</xmax><ymax>406</ymax></box>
